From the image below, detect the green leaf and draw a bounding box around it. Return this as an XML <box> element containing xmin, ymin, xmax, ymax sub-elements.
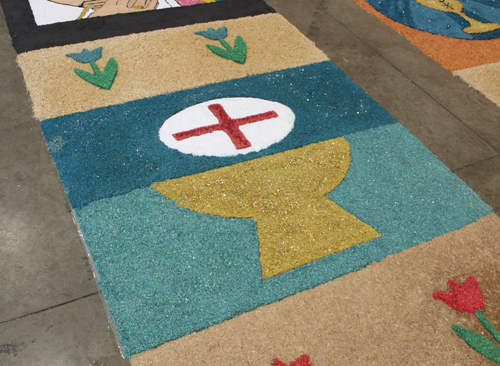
<box><xmin>206</xmin><ymin>44</ymin><xmax>232</xmax><ymax>60</ymax></box>
<box><xmin>232</xmin><ymin>35</ymin><xmax>247</xmax><ymax>64</ymax></box>
<box><xmin>476</xmin><ymin>310</ymin><xmax>500</xmax><ymax>344</ymax></box>
<box><xmin>74</xmin><ymin>68</ymin><xmax>99</xmax><ymax>85</ymax></box>
<box><xmin>204</xmin><ymin>36</ymin><xmax>246</xmax><ymax>64</ymax></box>
<box><xmin>73</xmin><ymin>58</ymin><xmax>117</xmax><ymax>90</ymax></box>
<box><xmin>453</xmin><ymin>325</ymin><xmax>500</xmax><ymax>363</ymax></box>
<box><xmin>102</xmin><ymin>58</ymin><xmax>118</xmax><ymax>89</ymax></box>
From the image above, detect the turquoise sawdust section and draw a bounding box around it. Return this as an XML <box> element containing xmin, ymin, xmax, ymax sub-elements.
<box><xmin>74</xmin><ymin>123</ymin><xmax>492</xmax><ymax>357</ymax></box>
<box><xmin>41</xmin><ymin>61</ymin><xmax>396</xmax><ymax>209</ymax></box>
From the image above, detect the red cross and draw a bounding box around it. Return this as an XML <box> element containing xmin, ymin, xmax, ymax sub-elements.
<box><xmin>172</xmin><ymin>104</ymin><xmax>278</xmax><ymax>149</ymax></box>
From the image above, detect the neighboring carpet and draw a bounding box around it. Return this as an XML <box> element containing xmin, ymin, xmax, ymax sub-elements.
<box><xmin>454</xmin><ymin>61</ymin><xmax>500</xmax><ymax>107</ymax></box>
<box><xmin>352</xmin><ymin>0</ymin><xmax>500</xmax><ymax>107</ymax></box>
<box><xmin>2</xmin><ymin>0</ymin><xmax>500</xmax><ymax>363</ymax></box>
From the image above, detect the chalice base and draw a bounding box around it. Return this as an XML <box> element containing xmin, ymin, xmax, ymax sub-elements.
<box><xmin>463</xmin><ymin>21</ymin><xmax>500</xmax><ymax>34</ymax></box>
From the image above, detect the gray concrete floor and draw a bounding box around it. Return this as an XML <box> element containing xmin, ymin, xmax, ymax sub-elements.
<box><xmin>1</xmin><ymin>0</ymin><xmax>499</xmax><ymax>364</ymax></box>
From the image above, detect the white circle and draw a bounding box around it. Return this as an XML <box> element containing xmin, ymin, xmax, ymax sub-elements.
<box><xmin>159</xmin><ymin>98</ymin><xmax>295</xmax><ymax>157</ymax></box>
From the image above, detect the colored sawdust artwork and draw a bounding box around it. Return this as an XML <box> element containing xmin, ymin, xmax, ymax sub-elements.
<box><xmin>354</xmin><ymin>0</ymin><xmax>500</xmax><ymax>107</ymax></box>
<box><xmin>434</xmin><ymin>276</ymin><xmax>500</xmax><ymax>364</ymax></box>
<box><xmin>1</xmin><ymin>0</ymin><xmax>498</xmax><ymax>364</ymax></box>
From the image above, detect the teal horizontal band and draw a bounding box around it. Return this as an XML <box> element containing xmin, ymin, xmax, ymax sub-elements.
<box><xmin>42</xmin><ymin>61</ymin><xmax>397</xmax><ymax>209</ymax></box>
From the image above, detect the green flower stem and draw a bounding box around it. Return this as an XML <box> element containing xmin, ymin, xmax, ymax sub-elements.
<box><xmin>90</xmin><ymin>61</ymin><xmax>102</xmax><ymax>75</ymax></box>
<box><xmin>451</xmin><ymin>311</ymin><xmax>500</xmax><ymax>364</ymax></box>
<box><xmin>73</xmin><ymin>58</ymin><xmax>117</xmax><ymax>90</ymax></box>
<box><xmin>476</xmin><ymin>310</ymin><xmax>500</xmax><ymax>344</ymax></box>
<box><xmin>204</xmin><ymin>36</ymin><xmax>246</xmax><ymax>64</ymax></box>
<box><xmin>219</xmin><ymin>38</ymin><xmax>232</xmax><ymax>50</ymax></box>
<box><xmin>452</xmin><ymin>325</ymin><xmax>500</xmax><ymax>363</ymax></box>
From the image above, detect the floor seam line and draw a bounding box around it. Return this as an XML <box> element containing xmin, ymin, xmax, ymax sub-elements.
<box><xmin>452</xmin><ymin>154</ymin><xmax>500</xmax><ymax>173</ymax></box>
<box><xmin>0</xmin><ymin>292</ymin><xmax>98</xmax><ymax>326</ymax></box>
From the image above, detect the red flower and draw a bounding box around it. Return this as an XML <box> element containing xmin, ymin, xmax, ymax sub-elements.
<box><xmin>272</xmin><ymin>355</ymin><xmax>311</xmax><ymax>366</ymax></box>
<box><xmin>433</xmin><ymin>276</ymin><xmax>485</xmax><ymax>314</ymax></box>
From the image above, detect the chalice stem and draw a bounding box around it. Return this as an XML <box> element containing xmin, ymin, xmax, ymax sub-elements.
<box><xmin>256</xmin><ymin>197</ymin><xmax>380</xmax><ymax>279</ymax></box>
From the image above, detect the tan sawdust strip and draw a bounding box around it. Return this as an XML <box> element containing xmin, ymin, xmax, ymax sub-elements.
<box><xmin>130</xmin><ymin>213</ymin><xmax>500</xmax><ymax>366</ymax></box>
<box><xmin>16</xmin><ymin>13</ymin><xmax>329</xmax><ymax>121</ymax></box>
<box><xmin>454</xmin><ymin>61</ymin><xmax>500</xmax><ymax>108</ymax></box>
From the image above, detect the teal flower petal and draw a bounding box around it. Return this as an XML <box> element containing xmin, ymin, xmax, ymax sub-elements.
<box><xmin>194</xmin><ymin>26</ymin><xmax>227</xmax><ymax>40</ymax></box>
<box><xmin>66</xmin><ymin>47</ymin><xmax>103</xmax><ymax>64</ymax></box>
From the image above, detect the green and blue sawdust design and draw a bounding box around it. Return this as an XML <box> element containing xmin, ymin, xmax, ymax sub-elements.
<box><xmin>195</xmin><ymin>26</ymin><xmax>247</xmax><ymax>64</ymax></box>
<box><xmin>367</xmin><ymin>0</ymin><xmax>500</xmax><ymax>39</ymax></box>
<box><xmin>66</xmin><ymin>47</ymin><xmax>117</xmax><ymax>90</ymax></box>
<box><xmin>41</xmin><ymin>61</ymin><xmax>491</xmax><ymax>356</ymax></box>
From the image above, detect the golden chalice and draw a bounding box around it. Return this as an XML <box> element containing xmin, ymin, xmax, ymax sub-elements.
<box><xmin>414</xmin><ymin>0</ymin><xmax>500</xmax><ymax>34</ymax></box>
<box><xmin>152</xmin><ymin>138</ymin><xmax>380</xmax><ymax>279</ymax></box>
